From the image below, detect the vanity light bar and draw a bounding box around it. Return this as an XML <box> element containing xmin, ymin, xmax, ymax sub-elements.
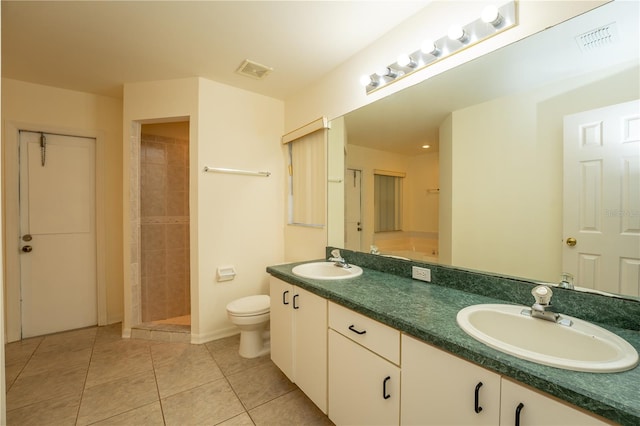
<box><xmin>361</xmin><ymin>1</ymin><xmax>517</xmax><ymax>94</ymax></box>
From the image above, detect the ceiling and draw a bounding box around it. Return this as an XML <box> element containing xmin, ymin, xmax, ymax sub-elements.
<box><xmin>1</xmin><ymin>1</ymin><xmax>430</xmax><ymax>100</ymax></box>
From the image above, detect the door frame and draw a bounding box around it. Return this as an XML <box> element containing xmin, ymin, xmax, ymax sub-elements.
<box><xmin>345</xmin><ymin>168</ymin><xmax>363</xmax><ymax>252</ymax></box>
<box><xmin>3</xmin><ymin>121</ymin><xmax>107</xmax><ymax>342</ymax></box>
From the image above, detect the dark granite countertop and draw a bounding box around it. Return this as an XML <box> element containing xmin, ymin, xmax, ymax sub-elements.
<box><xmin>267</xmin><ymin>259</ymin><xmax>640</xmax><ymax>425</ymax></box>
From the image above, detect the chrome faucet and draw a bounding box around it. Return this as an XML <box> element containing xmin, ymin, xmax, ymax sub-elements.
<box><xmin>522</xmin><ymin>285</ymin><xmax>572</xmax><ymax>327</ymax></box>
<box><xmin>328</xmin><ymin>249</ymin><xmax>351</xmax><ymax>269</ymax></box>
<box><xmin>558</xmin><ymin>272</ymin><xmax>575</xmax><ymax>290</ymax></box>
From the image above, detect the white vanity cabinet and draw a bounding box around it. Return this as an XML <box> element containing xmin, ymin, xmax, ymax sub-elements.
<box><xmin>328</xmin><ymin>302</ymin><xmax>401</xmax><ymax>425</ymax></box>
<box><xmin>269</xmin><ymin>273</ymin><xmax>620</xmax><ymax>425</ymax></box>
<box><xmin>269</xmin><ymin>276</ymin><xmax>327</xmax><ymax>413</ymax></box>
<box><xmin>499</xmin><ymin>379</ymin><xmax>609</xmax><ymax>426</ymax></box>
<box><xmin>401</xmin><ymin>334</ymin><xmax>501</xmax><ymax>425</ymax></box>
<box><xmin>401</xmin><ymin>335</ymin><xmax>609</xmax><ymax>426</ymax></box>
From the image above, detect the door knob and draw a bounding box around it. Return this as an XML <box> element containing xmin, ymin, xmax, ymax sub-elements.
<box><xmin>21</xmin><ymin>245</ymin><xmax>33</xmax><ymax>253</ymax></box>
<box><xmin>566</xmin><ymin>237</ymin><xmax>577</xmax><ymax>247</ymax></box>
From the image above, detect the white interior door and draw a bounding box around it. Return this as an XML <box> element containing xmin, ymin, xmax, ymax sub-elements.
<box><xmin>563</xmin><ymin>100</ymin><xmax>640</xmax><ymax>296</ymax></box>
<box><xmin>19</xmin><ymin>131</ymin><xmax>97</xmax><ymax>338</ymax></box>
<box><xmin>345</xmin><ymin>169</ymin><xmax>362</xmax><ymax>252</ymax></box>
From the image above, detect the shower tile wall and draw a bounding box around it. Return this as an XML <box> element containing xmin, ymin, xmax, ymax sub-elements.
<box><xmin>140</xmin><ymin>133</ymin><xmax>190</xmax><ymax>322</ymax></box>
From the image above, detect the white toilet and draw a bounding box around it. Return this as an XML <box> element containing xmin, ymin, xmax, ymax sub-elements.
<box><xmin>226</xmin><ymin>294</ymin><xmax>271</xmax><ymax>358</ymax></box>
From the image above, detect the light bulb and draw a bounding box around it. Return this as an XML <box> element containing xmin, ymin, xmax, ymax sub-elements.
<box><xmin>397</xmin><ymin>53</ymin><xmax>411</xmax><ymax>67</ymax></box>
<box><xmin>448</xmin><ymin>25</ymin><xmax>468</xmax><ymax>43</ymax></box>
<box><xmin>481</xmin><ymin>5</ymin><xmax>503</xmax><ymax>26</ymax></box>
<box><xmin>360</xmin><ymin>74</ymin><xmax>372</xmax><ymax>87</ymax></box>
<box><xmin>421</xmin><ymin>39</ymin><xmax>439</xmax><ymax>56</ymax></box>
<box><xmin>397</xmin><ymin>53</ymin><xmax>417</xmax><ymax>68</ymax></box>
<box><xmin>376</xmin><ymin>67</ymin><xmax>389</xmax><ymax>77</ymax></box>
<box><xmin>377</xmin><ymin>67</ymin><xmax>398</xmax><ymax>79</ymax></box>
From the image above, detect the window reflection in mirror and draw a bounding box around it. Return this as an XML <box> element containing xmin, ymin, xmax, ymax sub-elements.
<box><xmin>374</xmin><ymin>173</ymin><xmax>404</xmax><ymax>232</ymax></box>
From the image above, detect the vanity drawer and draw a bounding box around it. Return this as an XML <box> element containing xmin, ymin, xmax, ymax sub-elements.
<box><xmin>328</xmin><ymin>302</ymin><xmax>400</xmax><ymax>365</ymax></box>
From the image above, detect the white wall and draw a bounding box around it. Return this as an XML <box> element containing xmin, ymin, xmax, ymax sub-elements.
<box><xmin>1</xmin><ymin>78</ymin><xmax>124</xmax><ymax>341</ymax></box>
<box><xmin>449</xmin><ymin>93</ymin><xmax>546</xmax><ymax>279</ymax></box>
<box><xmin>407</xmin><ymin>152</ymin><xmax>439</xmax><ymax>234</ymax></box>
<box><xmin>438</xmin><ymin>115</ymin><xmax>453</xmax><ymax>266</ymax></box>
<box><xmin>327</xmin><ymin>117</ymin><xmax>346</xmax><ymax>249</ymax></box>
<box><xmin>123</xmin><ymin>77</ymin><xmax>284</xmax><ymax>343</ymax></box>
<box><xmin>195</xmin><ymin>78</ymin><xmax>284</xmax><ymax>343</ymax></box>
<box><xmin>442</xmin><ymin>65</ymin><xmax>639</xmax><ymax>282</ymax></box>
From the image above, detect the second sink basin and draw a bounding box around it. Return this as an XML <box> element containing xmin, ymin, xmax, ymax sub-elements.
<box><xmin>292</xmin><ymin>262</ymin><xmax>363</xmax><ymax>280</ymax></box>
<box><xmin>457</xmin><ymin>304</ymin><xmax>638</xmax><ymax>373</ymax></box>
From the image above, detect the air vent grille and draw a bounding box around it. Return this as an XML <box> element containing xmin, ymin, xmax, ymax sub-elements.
<box><xmin>575</xmin><ymin>22</ymin><xmax>619</xmax><ymax>52</ymax></box>
<box><xmin>236</xmin><ymin>59</ymin><xmax>273</xmax><ymax>80</ymax></box>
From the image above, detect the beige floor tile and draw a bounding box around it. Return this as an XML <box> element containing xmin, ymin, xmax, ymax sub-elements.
<box><xmin>36</xmin><ymin>327</ymin><xmax>97</xmax><ymax>355</ymax></box>
<box><xmin>90</xmin><ymin>401</ymin><xmax>165</xmax><ymax>426</ymax></box>
<box><xmin>4</xmin><ymin>360</ymin><xmax>25</xmax><ymax>390</ymax></box>
<box><xmin>153</xmin><ymin>348</ymin><xmax>224</xmax><ymax>398</ymax></box>
<box><xmin>226</xmin><ymin>362</ymin><xmax>297</xmax><ymax>410</ymax></box>
<box><xmin>20</xmin><ymin>346</ymin><xmax>92</xmax><ymax>378</ymax></box>
<box><xmin>162</xmin><ymin>379</ymin><xmax>245</xmax><ymax>426</ymax></box>
<box><xmin>4</xmin><ymin>323</ymin><xmax>329</xmax><ymax>426</ymax></box>
<box><xmin>205</xmin><ymin>334</ymin><xmax>241</xmax><ymax>353</ymax></box>
<box><xmin>249</xmin><ymin>389</ymin><xmax>333</xmax><ymax>426</ymax></box>
<box><xmin>217</xmin><ymin>412</ymin><xmax>255</xmax><ymax>426</ymax></box>
<box><xmin>6</xmin><ymin>365</ymin><xmax>87</xmax><ymax>410</ymax></box>
<box><xmin>94</xmin><ymin>323</ymin><xmax>125</xmax><ymax>347</ymax></box>
<box><xmin>6</xmin><ymin>393</ymin><xmax>81</xmax><ymax>426</ymax></box>
<box><xmin>85</xmin><ymin>347</ymin><xmax>154</xmax><ymax>388</ymax></box>
<box><xmin>90</xmin><ymin>338</ymin><xmax>153</xmax><ymax>361</ymax></box>
<box><xmin>150</xmin><ymin>341</ymin><xmax>207</xmax><ymax>367</ymax></box>
<box><xmin>4</xmin><ymin>337</ymin><xmax>43</xmax><ymax>364</ymax></box>
<box><xmin>76</xmin><ymin>370</ymin><xmax>159</xmax><ymax>426</ymax></box>
<box><xmin>205</xmin><ymin>336</ymin><xmax>271</xmax><ymax>377</ymax></box>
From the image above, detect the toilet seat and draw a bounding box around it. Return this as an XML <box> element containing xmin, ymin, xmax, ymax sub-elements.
<box><xmin>227</xmin><ymin>295</ymin><xmax>270</xmax><ymax>316</ymax></box>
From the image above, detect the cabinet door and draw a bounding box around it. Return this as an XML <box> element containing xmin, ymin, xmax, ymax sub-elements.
<box><xmin>269</xmin><ymin>277</ymin><xmax>294</xmax><ymax>380</ymax></box>
<box><xmin>500</xmin><ymin>379</ymin><xmax>609</xmax><ymax>426</ymax></box>
<box><xmin>329</xmin><ymin>329</ymin><xmax>400</xmax><ymax>425</ymax></box>
<box><xmin>294</xmin><ymin>286</ymin><xmax>328</xmax><ymax>414</ymax></box>
<box><xmin>401</xmin><ymin>334</ymin><xmax>500</xmax><ymax>425</ymax></box>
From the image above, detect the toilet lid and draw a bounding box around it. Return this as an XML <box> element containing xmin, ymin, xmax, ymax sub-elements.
<box><xmin>227</xmin><ymin>295</ymin><xmax>270</xmax><ymax>315</ymax></box>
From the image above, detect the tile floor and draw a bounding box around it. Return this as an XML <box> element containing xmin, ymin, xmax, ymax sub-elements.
<box><xmin>4</xmin><ymin>323</ymin><xmax>334</xmax><ymax>425</ymax></box>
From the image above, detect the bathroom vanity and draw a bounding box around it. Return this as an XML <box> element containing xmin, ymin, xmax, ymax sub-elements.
<box><xmin>267</xmin><ymin>249</ymin><xmax>640</xmax><ymax>425</ymax></box>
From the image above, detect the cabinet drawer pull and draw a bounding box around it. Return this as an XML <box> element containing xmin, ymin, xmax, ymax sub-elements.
<box><xmin>282</xmin><ymin>290</ymin><xmax>289</xmax><ymax>305</ymax></box>
<box><xmin>474</xmin><ymin>382</ymin><xmax>483</xmax><ymax>413</ymax></box>
<box><xmin>383</xmin><ymin>376</ymin><xmax>391</xmax><ymax>399</ymax></box>
<box><xmin>348</xmin><ymin>324</ymin><xmax>366</xmax><ymax>335</ymax></box>
<box><xmin>515</xmin><ymin>402</ymin><xmax>525</xmax><ymax>426</ymax></box>
<box><xmin>293</xmin><ymin>294</ymin><xmax>299</xmax><ymax>309</ymax></box>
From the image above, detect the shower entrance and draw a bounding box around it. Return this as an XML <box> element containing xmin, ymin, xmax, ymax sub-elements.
<box><xmin>136</xmin><ymin>121</ymin><xmax>191</xmax><ymax>335</ymax></box>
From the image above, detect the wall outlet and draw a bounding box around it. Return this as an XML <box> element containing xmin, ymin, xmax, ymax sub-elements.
<box><xmin>412</xmin><ymin>266</ymin><xmax>431</xmax><ymax>282</ymax></box>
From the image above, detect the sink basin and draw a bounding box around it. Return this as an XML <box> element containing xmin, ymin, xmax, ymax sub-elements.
<box><xmin>457</xmin><ymin>304</ymin><xmax>638</xmax><ymax>373</ymax></box>
<box><xmin>292</xmin><ymin>262</ymin><xmax>363</xmax><ymax>280</ymax></box>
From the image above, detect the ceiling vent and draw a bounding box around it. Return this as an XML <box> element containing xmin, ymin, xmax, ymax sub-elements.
<box><xmin>575</xmin><ymin>22</ymin><xmax>619</xmax><ymax>52</ymax></box>
<box><xmin>236</xmin><ymin>59</ymin><xmax>273</xmax><ymax>80</ymax></box>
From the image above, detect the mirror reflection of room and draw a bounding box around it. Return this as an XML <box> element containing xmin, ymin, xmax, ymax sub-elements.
<box><xmin>332</xmin><ymin>0</ymin><xmax>640</xmax><ymax>298</ymax></box>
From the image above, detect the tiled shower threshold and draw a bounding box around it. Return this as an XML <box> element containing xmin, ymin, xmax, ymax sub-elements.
<box><xmin>131</xmin><ymin>314</ymin><xmax>191</xmax><ymax>343</ymax></box>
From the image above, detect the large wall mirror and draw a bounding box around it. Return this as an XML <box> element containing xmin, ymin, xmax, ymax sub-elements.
<box><xmin>328</xmin><ymin>0</ymin><xmax>640</xmax><ymax>300</ymax></box>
